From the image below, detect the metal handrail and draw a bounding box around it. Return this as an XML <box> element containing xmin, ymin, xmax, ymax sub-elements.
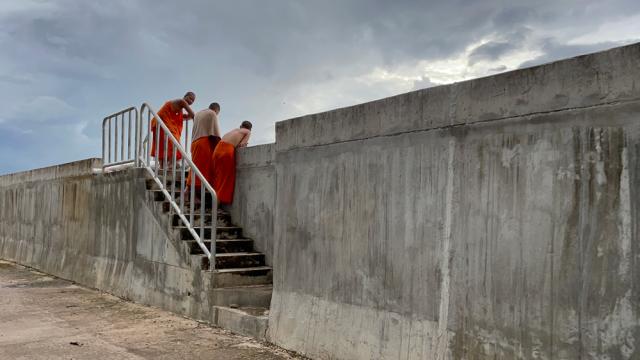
<box><xmin>138</xmin><ymin>102</ymin><xmax>218</xmax><ymax>270</ymax></box>
<box><xmin>102</xmin><ymin>107</ymin><xmax>140</xmax><ymax>169</ymax></box>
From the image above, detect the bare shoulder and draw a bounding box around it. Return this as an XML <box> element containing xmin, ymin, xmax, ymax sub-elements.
<box><xmin>174</xmin><ymin>98</ymin><xmax>189</xmax><ymax>108</ymax></box>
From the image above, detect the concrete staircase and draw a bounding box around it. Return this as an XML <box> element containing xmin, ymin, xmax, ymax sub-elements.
<box><xmin>145</xmin><ymin>172</ymin><xmax>272</xmax><ymax>339</ymax></box>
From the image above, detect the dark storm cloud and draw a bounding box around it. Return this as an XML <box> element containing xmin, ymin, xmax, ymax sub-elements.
<box><xmin>1</xmin><ymin>0</ymin><xmax>640</xmax><ymax>174</ymax></box>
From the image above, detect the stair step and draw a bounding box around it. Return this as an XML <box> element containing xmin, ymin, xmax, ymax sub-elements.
<box><xmin>151</xmin><ymin>189</ymin><xmax>216</xmax><ymax>203</ymax></box>
<box><xmin>186</xmin><ymin>239</ymin><xmax>254</xmax><ymax>254</ymax></box>
<box><xmin>214</xmin><ymin>265</ymin><xmax>272</xmax><ymax>273</ymax></box>
<box><xmin>210</xmin><ymin>266</ymin><xmax>273</xmax><ymax>287</ymax></box>
<box><xmin>210</xmin><ymin>285</ymin><xmax>272</xmax><ymax>308</ymax></box>
<box><xmin>161</xmin><ymin>200</ymin><xmax>218</xmax><ymax>213</ymax></box>
<box><xmin>215</xmin><ymin>252</ymin><xmax>265</xmax><ymax>268</ymax></box>
<box><xmin>200</xmin><ymin>253</ymin><xmax>268</xmax><ymax>270</ymax></box>
<box><xmin>172</xmin><ymin>213</ymin><xmax>233</xmax><ymax>227</ymax></box>
<box><xmin>178</xmin><ymin>226</ymin><xmax>242</xmax><ymax>240</ymax></box>
<box><xmin>146</xmin><ymin>178</ymin><xmax>184</xmax><ymax>190</ymax></box>
<box><xmin>193</xmin><ymin>252</ymin><xmax>266</xmax><ymax>270</ymax></box>
<box><xmin>150</xmin><ymin>189</ymin><xmax>182</xmax><ymax>201</ymax></box>
<box><xmin>213</xmin><ymin>306</ymin><xmax>269</xmax><ymax>340</ymax></box>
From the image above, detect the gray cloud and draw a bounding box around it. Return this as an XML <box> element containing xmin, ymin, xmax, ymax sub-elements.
<box><xmin>1</xmin><ymin>0</ymin><xmax>640</xmax><ymax>174</ymax></box>
<box><xmin>468</xmin><ymin>41</ymin><xmax>517</xmax><ymax>65</ymax></box>
<box><xmin>413</xmin><ymin>77</ymin><xmax>438</xmax><ymax>91</ymax></box>
<box><xmin>519</xmin><ymin>38</ymin><xmax>636</xmax><ymax>68</ymax></box>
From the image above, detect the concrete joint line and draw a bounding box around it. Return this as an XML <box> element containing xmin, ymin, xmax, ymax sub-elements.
<box><xmin>436</xmin><ymin>138</ymin><xmax>456</xmax><ymax>359</ymax></box>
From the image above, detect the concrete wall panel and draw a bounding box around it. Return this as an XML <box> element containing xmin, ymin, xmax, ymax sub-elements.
<box><xmin>268</xmin><ymin>43</ymin><xmax>640</xmax><ymax>359</ymax></box>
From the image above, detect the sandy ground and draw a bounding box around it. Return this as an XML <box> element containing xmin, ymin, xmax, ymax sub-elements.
<box><xmin>0</xmin><ymin>260</ymin><xmax>303</xmax><ymax>360</ymax></box>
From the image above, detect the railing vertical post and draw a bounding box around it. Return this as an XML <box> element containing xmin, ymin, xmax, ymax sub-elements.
<box><xmin>171</xmin><ymin>148</ymin><xmax>177</xmax><ymax>204</ymax></box>
<box><xmin>180</xmin><ymin>155</ymin><xmax>186</xmax><ymax>212</ymax></box>
<box><xmin>185</xmin><ymin>121</ymin><xmax>190</xmax><ymax>157</ymax></box>
<box><xmin>108</xmin><ymin>119</ymin><xmax>112</xmax><ymax>163</ymax></box>
<box><xmin>155</xmin><ymin>122</ymin><xmax>161</xmax><ymax>176</ymax></box>
<box><xmin>210</xmin><ymin>194</ymin><xmax>217</xmax><ymax>271</ymax></box>
<box><xmin>146</xmin><ymin>111</ymin><xmax>151</xmax><ymax>168</ymax></box>
<box><xmin>114</xmin><ymin>116</ymin><xmax>119</xmax><ymax>162</ymax></box>
<box><xmin>127</xmin><ymin>111</ymin><xmax>132</xmax><ymax>160</ymax></box>
<box><xmin>200</xmin><ymin>183</ymin><xmax>205</xmax><ymax>250</ymax></box>
<box><xmin>102</xmin><ymin>119</ymin><xmax>107</xmax><ymax>165</ymax></box>
<box><xmin>120</xmin><ymin>114</ymin><xmax>125</xmax><ymax>162</ymax></box>
<box><xmin>135</xmin><ymin>108</ymin><xmax>141</xmax><ymax>167</ymax></box>
<box><xmin>189</xmin><ymin>174</ymin><xmax>195</xmax><ymax>227</ymax></box>
<box><xmin>163</xmin><ymin>133</ymin><xmax>169</xmax><ymax>184</ymax></box>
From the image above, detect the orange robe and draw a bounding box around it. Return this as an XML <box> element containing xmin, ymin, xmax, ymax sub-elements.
<box><xmin>186</xmin><ymin>136</ymin><xmax>220</xmax><ymax>190</ymax></box>
<box><xmin>150</xmin><ymin>101</ymin><xmax>184</xmax><ymax>162</ymax></box>
<box><xmin>211</xmin><ymin>141</ymin><xmax>236</xmax><ymax>204</ymax></box>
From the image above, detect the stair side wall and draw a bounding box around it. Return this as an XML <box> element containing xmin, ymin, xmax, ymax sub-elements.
<box><xmin>0</xmin><ymin>162</ymin><xmax>216</xmax><ymax>324</ymax></box>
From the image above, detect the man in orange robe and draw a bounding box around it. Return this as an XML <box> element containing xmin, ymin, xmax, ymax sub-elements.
<box><xmin>186</xmin><ymin>102</ymin><xmax>221</xmax><ymax>192</ymax></box>
<box><xmin>212</xmin><ymin>121</ymin><xmax>252</xmax><ymax>206</ymax></box>
<box><xmin>150</xmin><ymin>92</ymin><xmax>196</xmax><ymax>167</ymax></box>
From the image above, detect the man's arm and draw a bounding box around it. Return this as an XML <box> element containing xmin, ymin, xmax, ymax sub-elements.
<box><xmin>177</xmin><ymin>99</ymin><xmax>195</xmax><ymax>120</ymax></box>
<box><xmin>238</xmin><ymin>129</ymin><xmax>251</xmax><ymax>148</ymax></box>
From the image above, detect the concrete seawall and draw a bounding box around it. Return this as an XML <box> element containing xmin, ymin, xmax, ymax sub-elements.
<box><xmin>267</xmin><ymin>43</ymin><xmax>640</xmax><ymax>359</ymax></box>
<box><xmin>2</xmin><ymin>43</ymin><xmax>640</xmax><ymax>359</ymax></box>
<box><xmin>0</xmin><ymin>160</ymin><xmax>221</xmax><ymax>324</ymax></box>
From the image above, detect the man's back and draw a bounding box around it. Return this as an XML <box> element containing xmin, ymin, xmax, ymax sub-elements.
<box><xmin>221</xmin><ymin>128</ymin><xmax>250</xmax><ymax>147</ymax></box>
<box><xmin>192</xmin><ymin>109</ymin><xmax>220</xmax><ymax>142</ymax></box>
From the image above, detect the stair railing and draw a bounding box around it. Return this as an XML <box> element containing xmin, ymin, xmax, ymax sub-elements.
<box><xmin>138</xmin><ymin>102</ymin><xmax>218</xmax><ymax>270</ymax></box>
<box><xmin>102</xmin><ymin>107</ymin><xmax>140</xmax><ymax>169</ymax></box>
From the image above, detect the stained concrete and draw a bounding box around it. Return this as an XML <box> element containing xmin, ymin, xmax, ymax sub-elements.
<box><xmin>267</xmin><ymin>43</ymin><xmax>640</xmax><ymax>359</ymax></box>
<box><xmin>232</xmin><ymin>144</ymin><xmax>276</xmax><ymax>263</ymax></box>
<box><xmin>0</xmin><ymin>260</ymin><xmax>299</xmax><ymax>359</ymax></box>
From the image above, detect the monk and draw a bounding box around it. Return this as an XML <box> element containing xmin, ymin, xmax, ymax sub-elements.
<box><xmin>212</xmin><ymin>121</ymin><xmax>252</xmax><ymax>207</ymax></box>
<box><xmin>150</xmin><ymin>92</ymin><xmax>196</xmax><ymax>167</ymax></box>
<box><xmin>185</xmin><ymin>102</ymin><xmax>221</xmax><ymax>192</ymax></box>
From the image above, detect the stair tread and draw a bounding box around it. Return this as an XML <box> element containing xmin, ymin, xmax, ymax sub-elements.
<box><xmin>185</xmin><ymin>239</ymin><xmax>252</xmax><ymax>243</ymax></box>
<box><xmin>214</xmin><ymin>266</ymin><xmax>272</xmax><ymax>273</ymax></box>
<box><xmin>175</xmin><ymin>225</ymin><xmax>241</xmax><ymax>230</ymax></box>
<box><xmin>215</xmin><ymin>252</ymin><xmax>263</xmax><ymax>257</ymax></box>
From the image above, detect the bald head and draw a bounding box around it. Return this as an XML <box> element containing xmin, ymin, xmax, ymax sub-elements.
<box><xmin>240</xmin><ymin>121</ymin><xmax>252</xmax><ymax>130</ymax></box>
<box><xmin>183</xmin><ymin>91</ymin><xmax>195</xmax><ymax>105</ymax></box>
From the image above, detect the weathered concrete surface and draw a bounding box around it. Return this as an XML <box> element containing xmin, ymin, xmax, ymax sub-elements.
<box><xmin>0</xmin><ymin>159</ymin><xmax>240</xmax><ymax>331</ymax></box>
<box><xmin>215</xmin><ymin>305</ymin><xmax>270</xmax><ymax>341</ymax></box>
<box><xmin>267</xmin><ymin>43</ymin><xmax>640</xmax><ymax>359</ymax></box>
<box><xmin>232</xmin><ymin>144</ymin><xmax>277</xmax><ymax>263</ymax></box>
<box><xmin>0</xmin><ymin>260</ymin><xmax>299</xmax><ymax>359</ymax></box>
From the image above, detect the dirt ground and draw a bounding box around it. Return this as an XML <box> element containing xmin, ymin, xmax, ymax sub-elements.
<box><xmin>0</xmin><ymin>260</ymin><xmax>303</xmax><ymax>360</ymax></box>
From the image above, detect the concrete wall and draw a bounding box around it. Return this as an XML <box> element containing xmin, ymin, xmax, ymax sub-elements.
<box><xmin>267</xmin><ymin>43</ymin><xmax>640</xmax><ymax>359</ymax></box>
<box><xmin>231</xmin><ymin>144</ymin><xmax>276</xmax><ymax>263</ymax></box>
<box><xmin>0</xmin><ymin>159</ymin><xmax>218</xmax><ymax>324</ymax></box>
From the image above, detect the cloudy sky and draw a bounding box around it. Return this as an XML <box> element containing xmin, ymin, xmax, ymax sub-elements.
<box><xmin>0</xmin><ymin>0</ymin><xmax>639</xmax><ymax>174</ymax></box>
